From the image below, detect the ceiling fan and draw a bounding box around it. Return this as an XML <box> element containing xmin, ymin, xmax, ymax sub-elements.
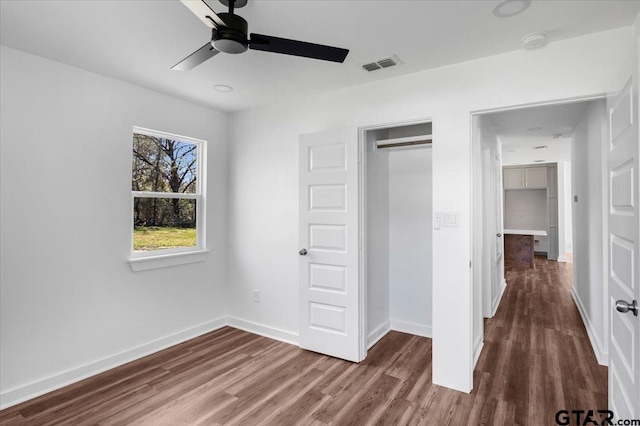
<box><xmin>172</xmin><ymin>0</ymin><xmax>350</xmax><ymax>70</ymax></box>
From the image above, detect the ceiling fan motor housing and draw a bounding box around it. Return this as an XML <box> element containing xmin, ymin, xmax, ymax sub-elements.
<box><xmin>211</xmin><ymin>13</ymin><xmax>248</xmax><ymax>54</ymax></box>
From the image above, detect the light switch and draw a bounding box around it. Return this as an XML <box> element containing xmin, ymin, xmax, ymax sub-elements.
<box><xmin>442</xmin><ymin>212</ymin><xmax>460</xmax><ymax>227</ymax></box>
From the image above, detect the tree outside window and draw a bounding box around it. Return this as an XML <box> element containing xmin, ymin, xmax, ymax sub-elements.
<box><xmin>131</xmin><ymin>127</ymin><xmax>205</xmax><ymax>254</ymax></box>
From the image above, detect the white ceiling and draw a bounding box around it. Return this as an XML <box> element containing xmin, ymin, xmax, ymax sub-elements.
<box><xmin>489</xmin><ymin>100</ymin><xmax>592</xmax><ymax>166</ymax></box>
<box><xmin>1</xmin><ymin>1</ymin><xmax>638</xmax><ymax>113</ymax></box>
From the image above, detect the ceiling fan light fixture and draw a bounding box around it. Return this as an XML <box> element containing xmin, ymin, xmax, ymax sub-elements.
<box><xmin>211</xmin><ymin>12</ymin><xmax>249</xmax><ymax>54</ymax></box>
<box><xmin>174</xmin><ymin>0</ymin><xmax>350</xmax><ymax>70</ymax></box>
<box><xmin>212</xmin><ymin>38</ymin><xmax>248</xmax><ymax>54</ymax></box>
<box><xmin>493</xmin><ymin>0</ymin><xmax>531</xmax><ymax>18</ymax></box>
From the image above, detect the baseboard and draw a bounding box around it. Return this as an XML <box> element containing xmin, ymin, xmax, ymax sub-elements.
<box><xmin>367</xmin><ymin>320</ymin><xmax>391</xmax><ymax>349</ymax></box>
<box><xmin>0</xmin><ymin>317</ymin><xmax>227</xmax><ymax>410</ymax></box>
<box><xmin>491</xmin><ymin>280</ymin><xmax>507</xmax><ymax>317</ymax></box>
<box><xmin>557</xmin><ymin>256</ymin><xmax>568</xmax><ymax>263</ymax></box>
<box><xmin>226</xmin><ymin>316</ymin><xmax>299</xmax><ymax>346</ymax></box>
<box><xmin>473</xmin><ymin>336</ymin><xmax>484</xmax><ymax>368</ymax></box>
<box><xmin>571</xmin><ymin>288</ymin><xmax>608</xmax><ymax>366</ymax></box>
<box><xmin>390</xmin><ymin>319</ymin><xmax>432</xmax><ymax>338</ymax></box>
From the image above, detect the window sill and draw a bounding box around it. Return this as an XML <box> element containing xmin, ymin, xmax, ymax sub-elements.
<box><xmin>128</xmin><ymin>250</ymin><xmax>209</xmax><ymax>272</ymax></box>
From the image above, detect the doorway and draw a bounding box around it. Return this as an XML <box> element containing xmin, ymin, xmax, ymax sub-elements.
<box><xmin>360</xmin><ymin>120</ymin><xmax>433</xmax><ymax>350</ymax></box>
<box><xmin>474</xmin><ymin>98</ymin><xmax>609</xmax><ymax>363</ymax></box>
<box><xmin>470</xmin><ymin>96</ymin><xmax>614</xmax><ymax>419</ymax></box>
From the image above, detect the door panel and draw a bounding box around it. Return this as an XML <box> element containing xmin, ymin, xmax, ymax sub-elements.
<box><xmin>299</xmin><ymin>128</ymin><xmax>362</xmax><ymax>362</ymax></box>
<box><xmin>608</xmin><ymin>76</ymin><xmax>639</xmax><ymax>419</ymax></box>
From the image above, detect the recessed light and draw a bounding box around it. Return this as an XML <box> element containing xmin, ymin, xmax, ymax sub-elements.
<box><xmin>533</xmin><ymin>145</ymin><xmax>548</xmax><ymax>150</ymax></box>
<box><xmin>533</xmin><ymin>160</ymin><xmax>545</xmax><ymax>163</ymax></box>
<box><xmin>527</xmin><ymin>127</ymin><xmax>543</xmax><ymax>131</ymax></box>
<box><xmin>506</xmin><ymin>149</ymin><xmax>518</xmax><ymax>153</ymax></box>
<box><xmin>521</xmin><ymin>32</ymin><xmax>548</xmax><ymax>50</ymax></box>
<box><xmin>552</xmin><ymin>133</ymin><xmax>563</xmax><ymax>139</ymax></box>
<box><xmin>493</xmin><ymin>0</ymin><xmax>531</xmax><ymax>18</ymax></box>
<box><xmin>214</xmin><ymin>84</ymin><xmax>233</xmax><ymax>92</ymax></box>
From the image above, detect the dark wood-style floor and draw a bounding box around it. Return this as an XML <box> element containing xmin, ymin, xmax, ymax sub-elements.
<box><xmin>1</xmin><ymin>257</ymin><xmax>607</xmax><ymax>425</ymax></box>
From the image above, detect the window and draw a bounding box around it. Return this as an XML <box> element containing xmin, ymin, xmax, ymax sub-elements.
<box><xmin>129</xmin><ymin>127</ymin><xmax>207</xmax><ymax>270</ymax></box>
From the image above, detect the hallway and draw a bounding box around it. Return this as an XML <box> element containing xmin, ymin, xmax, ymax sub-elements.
<box><xmin>475</xmin><ymin>256</ymin><xmax>608</xmax><ymax>424</ymax></box>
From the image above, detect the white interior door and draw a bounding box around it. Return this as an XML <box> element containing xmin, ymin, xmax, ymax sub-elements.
<box><xmin>298</xmin><ymin>128</ymin><xmax>363</xmax><ymax>362</ymax></box>
<box><xmin>607</xmin><ymin>75</ymin><xmax>639</xmax><ymax>418</ymax></box>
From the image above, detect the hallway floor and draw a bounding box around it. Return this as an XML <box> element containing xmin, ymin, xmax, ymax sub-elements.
<box><xmin>476</xmin><ymin>255</ymin><xmax>608</xmax><ymax>424</ymax></box>
<box><xmin>0</xmin><ymin>257</ymin><xmax>606</xmax><ymax>425</ymax></box>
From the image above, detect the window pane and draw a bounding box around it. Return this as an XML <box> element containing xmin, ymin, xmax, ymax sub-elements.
<box><xmin>132</xmin><ymin>133</ymin><xmax>197</xmax><ymax>193</ymax></box>
<box><xmin>133</xmin><ymin>198</ymin><xmax>197</xmax><ymax>251</ymax></box>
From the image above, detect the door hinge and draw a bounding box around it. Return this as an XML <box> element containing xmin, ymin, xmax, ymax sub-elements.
<box><xmin>469</xmin><ymin>261</ymin><xmax>472</xmax><ymax>268</ymax></box>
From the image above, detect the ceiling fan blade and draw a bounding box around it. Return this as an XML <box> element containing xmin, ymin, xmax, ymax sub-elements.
<box><xmin>180</xmin><ymin>0</ymin><xmax>226</xmax><ymax>29</ymax></box>
<box><xmin>171</xmin><ymin>42</ymin><xmax>219</xmax><ymax>70</ymax></box>
<box><xmin>249</xmin><ymin>33</ymin><xmax>349</xmax><ymax>63</ymax></box>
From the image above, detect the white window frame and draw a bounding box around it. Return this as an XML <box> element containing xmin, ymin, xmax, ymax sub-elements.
<box><xmin>128</xmin><ymin>126</ymin><xmax>208</xmax><ymax>271</ymax></box>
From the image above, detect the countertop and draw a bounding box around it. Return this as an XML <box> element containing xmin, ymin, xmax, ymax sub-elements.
<box><xmin>503</xmin><ymin>229</ymin><xmax>547</xmax><ymax>236</ymax></box>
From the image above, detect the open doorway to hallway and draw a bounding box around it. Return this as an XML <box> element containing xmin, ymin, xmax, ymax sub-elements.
<box><xmin>472</xmin><ymin>98</ymin><xmax>612</xmax><ymax>424</ymax></box>
<box><xmin>481</xmin><ymin>99</ymin><xmax>610</xmax><ymax>365</ymax></box>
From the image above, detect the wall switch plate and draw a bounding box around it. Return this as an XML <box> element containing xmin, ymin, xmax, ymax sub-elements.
<box><xmin>253</xmin><ymin>290</ymin><xmax>260</xmax><ymax>303</ymax></box>
<box><xmin>442</xmin><ymin>212</ymin><xmax>460</xmax><ymax>227</ymax></box>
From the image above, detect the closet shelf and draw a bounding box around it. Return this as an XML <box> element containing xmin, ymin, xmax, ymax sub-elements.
<box><xmin>376</xmin><ymin>135</ymin><xmax>432</xmax><ymax>149</ymax></box>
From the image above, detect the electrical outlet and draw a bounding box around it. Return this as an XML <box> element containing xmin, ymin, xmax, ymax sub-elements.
<box><xmin>253</xmin><ymin>289</ymin><xmax>260</xmax><ymax>303</ymax></box>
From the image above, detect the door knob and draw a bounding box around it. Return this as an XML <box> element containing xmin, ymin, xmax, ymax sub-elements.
<box><xmin>497</xmin><ymin>233</ymin><xmax>502</xmax><ymax>237</ymax></box>
<box><xmin>616</xmin><ymin>300</ymin><xmax>638</xmax><ymax>316</ymax></box>
<box><xmin>299</xmin><ymin>248</ymin><xmax>308</xmax><ymax>256</ymax></box>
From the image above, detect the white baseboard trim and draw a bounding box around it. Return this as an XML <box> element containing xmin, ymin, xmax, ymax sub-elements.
<box><xmin>226</xmin><ymin>316</ymin><xmax>299</xmax><ymax>346</ymax></box>
<box><xmin>491</xmin><ymin>279</ymin><xmax>507</xmax><ymax>317</ymax></box>
<box><xmin>390</xmin><ymin>319</ymin><xmax>432</xmax><ymax>338</ymax></box>
<box><xmin>367</xmin><ymin>320</ymin><xmax>391</xmax><ymax>349</ymax></box>
<box><xmin>473</xmin><ymin>337</ymin><xmax>484</xmax><ymax>368</ymax></box>
<box><xmin>571</xmin><ymin>288</ymin><xmax>608</xmax><ymax>366</ymax></box>
<box><xmin>0</xmin><ymin>317</ymin><xmax>227</xmax><ymax>411</ymax></box>
<box><xmin>557</xmin><ymin>256</ymin><xmax>568</xmax><ymax>263</ymax></box>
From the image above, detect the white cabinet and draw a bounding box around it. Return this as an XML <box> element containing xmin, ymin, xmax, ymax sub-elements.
<box><xmin>524</xmin><ymin>167</ymin><xmax>547</xmax><ymax>189</ymax></box>
<box><xmin>503</xmin><ymin>168</ymin><xmax>524</xmax><ymax>189</ymax></box>
<box><xmin>503</xmin><ymin>166</ymin><xmax>547</xmax><ymax>189</ymax></box>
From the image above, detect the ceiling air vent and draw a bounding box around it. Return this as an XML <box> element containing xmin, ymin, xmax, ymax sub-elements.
<box><xmin>362</xmin><ymin>62</ymin><xmax>382</xmax><ymax>72</ymax></box>
<box><xmin>377</xmin><ymin>58</ymin><xmax>397</xmax><ymax>68</ymax></box>
<box><xmin>361</xmin><ymin>55</ymin><xmax>403</xmax><ymax>72</ymax></box>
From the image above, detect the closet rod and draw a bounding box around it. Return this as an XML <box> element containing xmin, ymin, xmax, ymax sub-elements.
<box><xmin>376</xmin><ymin>139</ymin><xmax>432</xmax><ymax>149</ymax></box>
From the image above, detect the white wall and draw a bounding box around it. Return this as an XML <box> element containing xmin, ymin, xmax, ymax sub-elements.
<box><xmin>0</xmin><ymin>46</ymin><xmax>230</xmax><ymax>407</ymax></box>
<box><xmin>366</xmin><ymin>133</ymin><xmax>390</xmax><ymax>342</ymax></box>
<box><xmin>228</xmin><ymin>28</ymin><xmax>631</xmax><ymax>392</ymax></box>
<box><xmin>389</xmin><ymin>147</ymin><xmax>432</xmax><ymax>337</ymax></box>
<box><xmin>571</xmin><ymin>99</ymin><xmax>609</xmax><ymax>364</ymax></box>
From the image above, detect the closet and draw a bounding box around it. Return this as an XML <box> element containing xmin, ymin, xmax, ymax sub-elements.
<box><xmin>364</xmin><ymin>122</ymin><xmax>433</xmax><ymax>346</ymax></box>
